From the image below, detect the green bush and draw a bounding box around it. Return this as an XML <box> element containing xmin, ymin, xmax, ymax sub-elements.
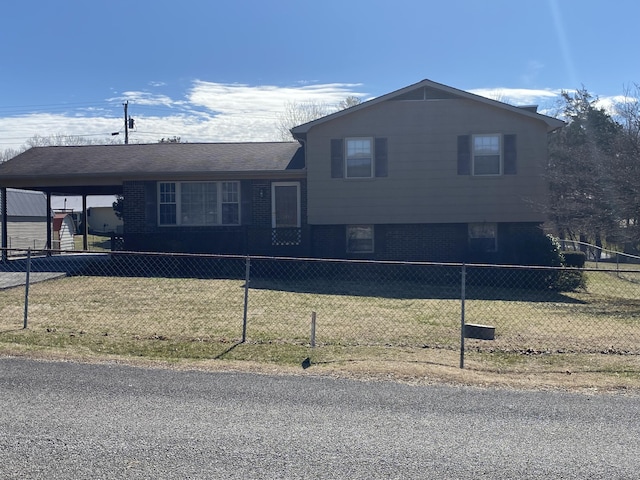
<box><xmin>554</xmin><ymin>269</ymin><xmax>587</xmax><ymax>291</ymax></box>
<box><xmin>498</xmin><ymin>231</ymin><xmax>562</xmax><ymax>267</ymax></box>
<box><xmin>561</xmin><ymin>251</ymin><xmax>586</xmax><ymax>268</ymax></box>
<box><xmin>485</xmin><ymin>233</ymin><xmax>585</xmax><ymax>291</ymax></box>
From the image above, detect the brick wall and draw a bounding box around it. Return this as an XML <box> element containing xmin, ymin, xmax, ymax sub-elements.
<box><xmin>122</xmin><ymin>179</ymin><xmax>308</xmax><ymax>255</ymax></box>
<box><xmin>377</xmin><ymin>224</ymin><xmax>468</xmax><ymax>262</ymax></box>
<box><xmin>122</xmin><ymin>181</ymin><xmax>147</xmax><ymax>235</ymax></box>
<box><xmin>251</xmin><ymin>182</ymin><xmax>271</xmax><ymax>227</ymax></box>
<box><xmin>311</xmin><ymin>223</ymin><xmax>468</xmax><ymax>261</ymax></box>
<box><xmin>311</xmin><ymin>222</ymin><xmax>542</xmax><ymax>263</ymax></box>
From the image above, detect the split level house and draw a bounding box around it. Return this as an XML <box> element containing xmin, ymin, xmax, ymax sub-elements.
<box><xmin>0</xmin><ymin>79</ymin><xmax>564</xmax><ymax>263</ymax></box>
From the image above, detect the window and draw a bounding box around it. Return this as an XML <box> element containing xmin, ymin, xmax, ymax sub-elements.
<box><xmin>468</xmin><ymin>223</ymin><xmax>497</xmax><ymax>253</ymax></box>
<box><xmin>181</xmin><ymin>182</ymin><xmax>217</xmax><ymax>225</ymax></box>
<box><xmin>221</xmin><ymin>182</ymin><xmax>240</xmax><ymax>224</ymax></box>
<box><xmin>331</xmin><ymin>138</ymin><xmax>388</xmax><ymax>178</ymax></box>
<box><xmin>458</xmin><ymin>134</ymin><xmax>517</xmax><ymax>176</ymax></box>
<box><xmin>159</xmin><ymin>182</ymin><xmax>177</xmax><ymax>225</ymax></box>
<box><xmin>345</xmin><ymin>137</ymin><xmax>373</xmax><ymax>178</ymax></box>
<box><xmin>347</xmin><ymin>225</ymin><xmax>374</xmax><ymax>253</ymax></box>
<box><xmin>472</xmin><ymin>134</ymin><xmax>501</xmax><ymax>175</ymax></box>
<box><xmin>158</xmin><ymin>181</ymin><xmax>240</xmax><ymax>226</ymax></box>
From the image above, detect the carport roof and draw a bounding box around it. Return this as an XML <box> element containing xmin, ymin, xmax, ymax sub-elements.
<box><xmin>0</xmin><ymin>142</ymin><xmax>305</xmax><ymax>195</ymax></box>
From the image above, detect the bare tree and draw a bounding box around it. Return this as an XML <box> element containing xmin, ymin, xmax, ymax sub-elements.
<box><xmin>612</xmin><ymin>84</ymin><xmax>640</xmax><ymax>251</ymax></box>
<box><xmin>336</xmin><ymin>95</ymin><xmax>362</xmax><ymax>110</ymax></box>
<box><xmin>158</xmin><ymin>136</ymin><xmax>182</xmax><ymax>143</ymax></box>
<box><xmin>0</xmin><ymin>148</ymin><xmax>22</xmax><ymax>163</ymax></box>
<box><xmin>1</xmin><ymin>133</ymin><xmax>120</xmax><ymax>162</ymax></box>
<box><xmin>24</xmin><ymin>133</ymin><xmax>100</xmax><ymax>148</ymax></box>
<box><xmin>276</xmin><ymin>96</ymin><xmax>362</xmax><ymax>141</ymax></box>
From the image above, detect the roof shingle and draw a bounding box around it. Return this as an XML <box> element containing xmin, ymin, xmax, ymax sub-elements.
<box><xmin>0</xmin><ymin>142</ymin><xmax>304</xmax><ymax>178</ymax></box>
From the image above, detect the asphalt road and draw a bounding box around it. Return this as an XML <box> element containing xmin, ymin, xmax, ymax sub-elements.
<box><xmin>1</xmin><ymin>357</ymin><xmax>639</xmax><ymax>479</ymax></box>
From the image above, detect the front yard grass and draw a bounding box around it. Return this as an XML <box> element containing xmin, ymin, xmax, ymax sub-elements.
<box><xmin>1</xmin><ymin>266</ymin><xmax>640</xmax><ymax>392</ymax></box>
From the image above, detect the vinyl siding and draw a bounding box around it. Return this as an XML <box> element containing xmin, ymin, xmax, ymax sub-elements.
<box><xmin>0</xmin><ymin>219</ymin><xmax>48</xmax><ymax>250</ymax></box>
<box><xmin>305</xmin><ymin>98</ymin><xmax>549</xmax><ymax>225</ymax></box>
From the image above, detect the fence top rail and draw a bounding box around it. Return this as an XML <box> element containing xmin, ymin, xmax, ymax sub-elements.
<box><xmin>4</xmin><ymin>247</ymin><xmax>639</xmax><ymax>274</ymax></box>
<box><xmin>559</xmin><ymin>239</ymin><xmax>640</xmax><ymax>262</ymax></box>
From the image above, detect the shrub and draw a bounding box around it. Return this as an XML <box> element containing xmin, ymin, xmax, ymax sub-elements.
<box><xmin>554</xmin><ymin>269</ymin><xmax>587</xmax><ymax>291</ymax></box>
<box><xmin>561</xmin><ymin>251</ymin><xmax>586</xmax><ymax>268</ymax></box>
<box><xmin>504</xmin><ymin>232</ymin><xmax>563</xmax><ymax>267</ymax></box>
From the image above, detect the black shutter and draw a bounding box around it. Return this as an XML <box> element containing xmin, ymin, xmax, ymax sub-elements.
<box><xmin>503</xmin><ymin>134</ymin><xmax>517</xmax><ymax>175</ymax></box>
<box><xmin>374</xmin><ymin>137</ymin><xmax>388</xmax><ymax>177</ymax></box>
<box><xmin>457</xmin><ymin>135</ymin><xmax>471</xmax><ymax>175</ymax></box>
<box><xmin>330</xmin><ymin>139</ymin><xmax>344</xmax><ymax>178</ymax></box>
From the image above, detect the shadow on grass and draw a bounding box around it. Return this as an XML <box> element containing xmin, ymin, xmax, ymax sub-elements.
<box><xmin>1</xmin><ymin>254</ymin><xmax>587</xmax><ymax>304</ymax></box>
<box><xmin>213</xmin><ymin>342</ymin><xmax>243</xmax><ymax>360</ymax></box>
<box><xmin>0</xmin><ymin>328</ymin><xmax>26</xmax><ymax>335</ymax></box>
<box><xmin>248</xmin><ymin>278</ymin><xmax>586</xmax><ymax>304</ymax></box>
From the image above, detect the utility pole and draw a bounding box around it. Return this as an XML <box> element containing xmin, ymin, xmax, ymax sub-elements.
<box><xmin>111</xmin><ymin>102</ymin><xmax>134</xmax><ymax>142</ymax></box>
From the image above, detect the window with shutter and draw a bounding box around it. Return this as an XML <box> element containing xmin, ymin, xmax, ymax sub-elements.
<box><xmin>331</xmin><ymin>137</ymin><xmax>388</xmax><ymax>179</ymax></box>
<box><xmin>459</xmin><ymin>134</ymin><xmax>517</xmax><ymax>176</ymax></box>
<box><xmin>472</xmin><ymin>134</ymin><xmax>501</xmax><ymax>175</ymax></box>
<box><xmin>345</xmin><ymin>138</ymin><xmax>373</xmax><ymax>178</ymax></box>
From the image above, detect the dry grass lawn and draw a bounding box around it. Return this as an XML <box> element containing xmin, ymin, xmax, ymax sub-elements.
<box><xmin>1</xmin><ymin>265</ymin><xmax>639</xmax><ymax>393</ymax></box>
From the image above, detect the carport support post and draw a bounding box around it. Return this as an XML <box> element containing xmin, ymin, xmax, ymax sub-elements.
<box><xmin>46</xmin><ymin>193</ymin><xmax>52</xmax><ymax>255</ymax></box>
<box><xmin>242</xmin><ymin>256</ymin><xmax>250</xmax><ymax>343</ymax></box>
<box><xmin>82</xmin><ymin>195</ymin><xmax>88</xmax><ymax>250</ymax></box>
<box><xmin>460</xmin><ymin>264</ymin><xmax>466</xmax><ymax>369</ymax></box>
<box><xmin>1</xmin><ymin>187</ymin><xmax>7</xmax><ymax>263</ymax></box>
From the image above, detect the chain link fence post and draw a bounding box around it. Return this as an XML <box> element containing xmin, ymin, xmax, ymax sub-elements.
<box><xmin>23</xmin><ymin>248</ymin><xmax>32</xmax><ymax>329</ymax></box>
<box><xmin>242</xmin><ymin>256</ymin><xmax>250</xmax><ymax>343</ymax></box>
<box><xmin>460</xmin><ymin>263</ymin><xmax>466</xmax><ymax>369</ymax></box>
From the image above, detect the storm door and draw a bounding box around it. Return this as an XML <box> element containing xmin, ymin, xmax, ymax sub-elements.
<box><xmin>271</xmin><ymin>182</ymin><xmax>300</xmax><ymax>245</ymax></box>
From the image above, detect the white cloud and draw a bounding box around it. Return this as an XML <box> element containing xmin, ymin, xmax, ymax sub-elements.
<box><xmin>4</xmin><ymin>82</ymin><xmax>631</xmax><ymax>155</ymax></box>
<box><xmin>0</xmin><ymin>81</ymin><xmax>367</xmax><ymax>152</ymax></box>
<box><xmin>469</xmin><ymin>87</ymin><xmax>562</xmax><ymax>106</ymax></box>
<box><xmin>468</xmin><ymin>88</ymin><xmax>636</xmax><ymax>120</ymax></box>
<box><xmin>595</xmin><ymin>95</ymin><xmax>631</xmax><ymax>116</ymax></box>
<box><xmin>187</xmin><ymin>81</ymin><xmax>365</xmax><ymax>114</ymax></box>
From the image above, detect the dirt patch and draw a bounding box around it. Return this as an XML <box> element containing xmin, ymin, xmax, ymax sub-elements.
<box><xmin>2</xmin><ymin>345</ymin><xmax>639</xmax><ymax>395</ymax></box>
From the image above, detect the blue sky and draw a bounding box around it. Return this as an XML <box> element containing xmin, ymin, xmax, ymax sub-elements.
<box><xmin>1</xmin><ymin>0</ymin><xmax>639</xmax><ymax>152</ymax></box>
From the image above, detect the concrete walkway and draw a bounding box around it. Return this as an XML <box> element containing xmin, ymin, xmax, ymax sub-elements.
<box><xmin>0</xmin><ymin>271</ymin><xmax>66</xmax><ymax>290</ymax></box>
<box><xmin>0</xmin><ymin>253</ymin><xmax>110</xmax><ymax>290</ymax></box>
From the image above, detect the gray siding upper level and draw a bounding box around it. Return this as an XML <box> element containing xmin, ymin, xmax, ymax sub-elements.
<box><xmin>305</xmin><ymin>98</ymin><xmax>550</xmax><ymax>225</ymax></box>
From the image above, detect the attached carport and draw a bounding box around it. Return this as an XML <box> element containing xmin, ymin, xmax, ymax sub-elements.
<box><xmin>1</xmin><ymin>141</ymin><xmax>307</xmax><ymax>260</ymax></box>
<box><xmin>0</xmin><ymin>145</ymin><xmax>126</xmax><ymax>261</ymax></box>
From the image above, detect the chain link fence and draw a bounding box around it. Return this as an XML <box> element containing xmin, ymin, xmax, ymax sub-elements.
<box><xmin>1</xmin><ymin>248</ymin><xmax>639</xmax><ymax>365</ymax></box>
